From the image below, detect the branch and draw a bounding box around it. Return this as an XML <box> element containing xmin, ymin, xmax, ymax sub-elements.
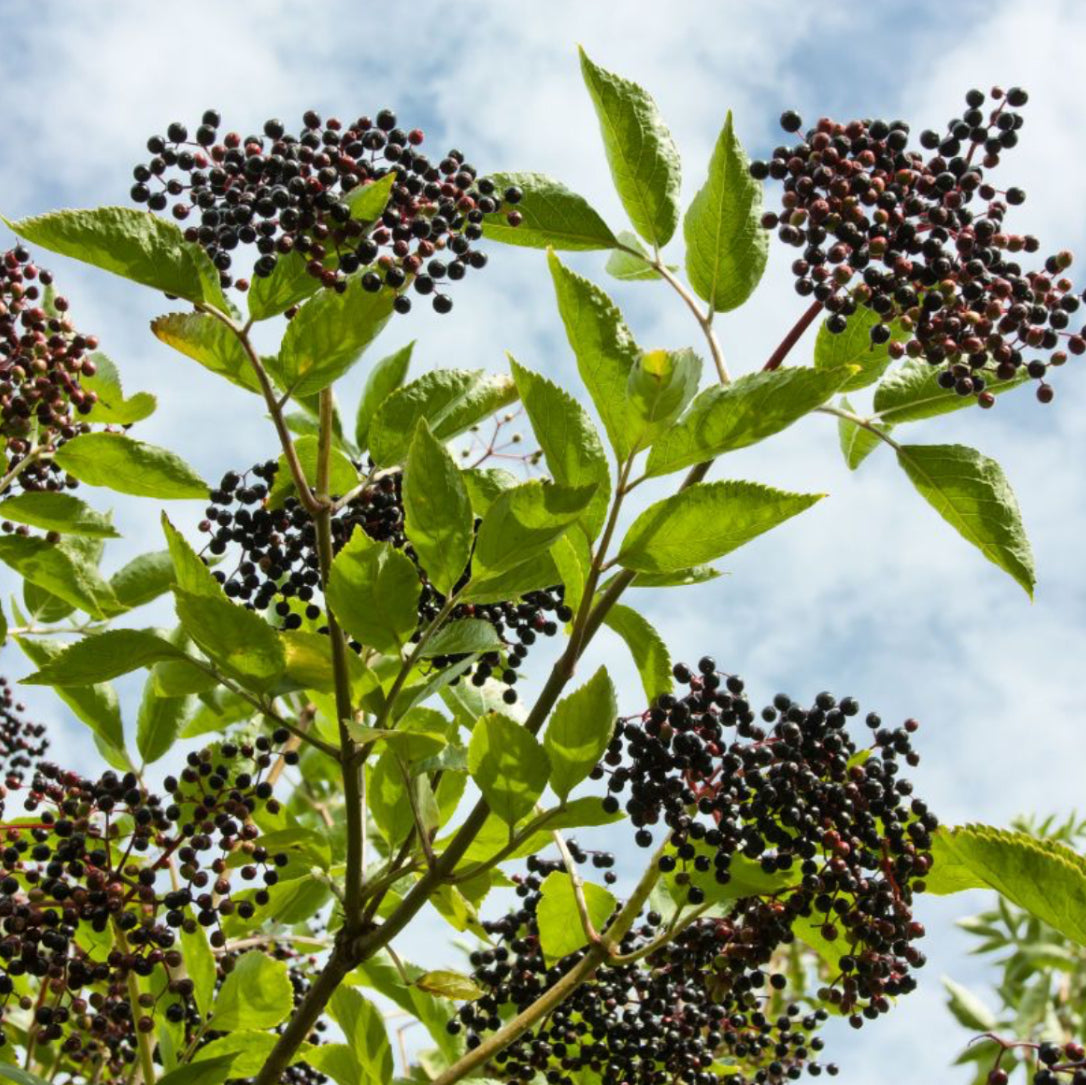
<box><xmin>112</xmin><ymin>920</ymin><xmax>157</xmax><ymax>1085</ymax></box>
<box><xmin>816</xmin><ymin>404</ymin><xmax>903</xmax><ymax>453</ymax></box>
<box><xmin>763</xmin><ymin>299</ymin><xmax>822</xmax><ymax>371</ymax></box>
<box><xmin>552</xmin><ymin>830</ymin><xmax>600</xmax><ymax>945</ymax></box>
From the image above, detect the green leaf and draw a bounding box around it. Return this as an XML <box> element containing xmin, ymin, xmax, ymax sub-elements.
<box><xmin>53</xmin><ymin>432</ymin><xmax>208</xmax><ymax>499</ymax></box>
<box><xmin>180</xmin><ymin>920</ymin><xmax>216</xmax><ymax>1020</ymax></box>
<box><xmin>579</xmin><ymin>47</ymin><xmax>681</xmax><ymax>247</ymax></box>
<box><xmin>943</xmin><ymin>977</ymin><xmax>998</xmax><ymax>1032</ymax></box>
<box><xmin>345</xmin><ymin>171</ymin><xmax>397</xmax><ymax>221</ymax></box>
<box><xmin>190</xmin><ymin>1036</ymin><xmax>282</xmax><ymax>1081</ymax></box>
<box><xmin>0</xmin><ymin>535</ymin><xmax>121</xmax><ymax>619</ymax></box>
<box><xmin>548</xmin><ymin>251</ymin><xmax>641</xmax><ymax>459</ymax></box>
<box><xmin>207</xmin><ymin>951</ymin><xmax>293</xmax><ymax>1030</ymax></box>
<box><xmin>929</xmin><ymin>825</ymin><xmax>1086</xmax><ymax>947</ymax></box>
<box><xmin>536</xmin><ymin>870</ymin><xmax>616</xmax><ymax>960</ymax></box>
<box><xmin>404</xmin><ymin>419</ymin><xmax>473</xmax><ymax>596</ymax></box>
<box><xmin>368</xmin><ymin>750</ymin><xmax>433</xmax><ymax>846</ymax></box>
<box><xmin>467</xmin><ymin>714</ymin><xmax>551</xmax><ymax>825</ymax></box>
<box><xmin>175</xmin><ymin>589</ymin><xmax>285</xmax><ymax>691</ymax></box>
<box><xmin>23</xmin><ymin>580</ymin><xmax>73</xmax><ymax>624</ymax></box>
<box><xmin>137</xmin><ymin>678</ymin><xmax>190</xmax><ymax>765</ymax></box>
<box><xmin>509</xmin><ymin>356</ymin><xmax>611</xmax><ymax>539</ymax></box>
<box><xmin>421</xmin><ymin>619</ymin><xmax>504</xmax><ymax>658</ymax></box>
<box><xmin>896</xmin><ymin>444</ymin><xmax>1035</xmax><ymax>596</ymax></box>
<box><xmin>352</xmin><ymin>725</ymin><xmax>447</xmax><ymax>761</ymax></box>
<box><xmin>276</xmin><ymin>275</ymin><xmax>394</xmax><ymax>396</ymax></box>
<box><xmin>645</xmin><ymin>366</ymin><xmax>855</xmax><ymax>478</ymax></box>
<box><xmin>463</xmin><ymin>467</ymin><xmax>519</xmax><ymax>516</ymax></box>
<box><xmin>836</xmin><ymin>396</ymin><xmax>891</xmax><ymax>470</ymax></box>
<box><xmin>0</xmin><ymin>1069</ymin><xmax>54</xmax><ymax>1085</ymax></box>
<box><xmin>328</xmin><ymin>987</ymin><xmax>393</xmax><ymax>1085</ymax></box>
<box><xmin>814</xmin><ymin>307</ymin><xmax>908</xmax><ymax>392</ymax></box>
<box><xmin>15</xmin><ymin>636</ymin><xmax>125</xmax><ymax>759</ymax></box>
<box><xmin>151</xmin><ymin>311</ymin><xmax>261</xmax><ymax>394</ymax></box>
<box><xmin>79</xmin><ymin>353</ymin><xmax>157</xmax><ymax>425</ymax></box>
<box><xmin>683</xmin><ymin>111</ymin><xmax>767</xmax><ymax>312</ymax></box>
<box><xmin>629</xmin><ymin>565</ymin><xmax>722</xmax><ymax>588</ymax></box>
<box><xmin>0</xmin><ymin>492</ymin><xmax>118</xmax><ymax>537</ymax></box>
<box><xmin>603</xmin><ymin>603</ymin><xmax>672</xmax><ymax>702</ymax></box>
<box><xmin>873</xmin><ymin>358</ymin><xmax>1029</xmax><ymax>424</ymax></box>
<box><xmin>546</xmin><ymin>796</ymin><xmax>626</xmax><ymax>831</ymax></box>
<box><xmin>266</xmin><ymin>435</ymin><xmax>359</xmax><ymax>507</ymax></box>
<box><xmin>368</xmin><ymin>369</ymin><xmax>518</xmax><ymax>467</ymax></box>
<box><xmin>415</xmin><ymin>970</ymin><xmax>485</xmax><ymax>1000</ymax></box>
<box><xmin>617</xmin><ymin>480</ymin><xmax>823</xmax><ymax>573</ymax></box>
<box><xmin>482</xmin><ymin>171</ymin><xmax>618</xmax><ymax>250</ymax></box>
<box><xmin>626</xmin><ymin>347</ymin><xmax>701</xmax><ymax>452</ymax></box>
<box><xmin>110</xmin><ymin>550</ymin><xmax>175</xmax><ymax>609</ymax></box>
<box><xmin>543</xmin><ymin>667</ymin><xmax>617</xmax><ymax>800</ymax></box>
<box><xmin>473</xmin><ymin>480</ymin><xmax>597</xmax><ymax>578</ymax></box>
<box><xmin>21</xmin><ymin>628</ymin><xmax>184</xmax><ymax>685</ymax></box>
<box><xmin>355</xmin><ymin>342</ymin><xmax>413</xmax><ymax>451</ymax></box>
<box><xmin>162</xmin><ymin>513</ymin><xmax>221</xmax><ymax>597</ymax></box>
<box><xmin>246</xmin><ymin>251</ymin><xmax>321</xmax><ymax>322</ymax></box>
<box><xmin>3</xmin><ymin>206</ymin><xmax>227</xmax><ymax>307</ymax></box>
<box><xmin>326</xmin><ymin>527</ymin><xmax>420</xmax><ymax>654</ymax></box>
<box><xmin>605</xmin><ymin>231</ymin><xmax>663</xmax><ymax>281</ymax></box>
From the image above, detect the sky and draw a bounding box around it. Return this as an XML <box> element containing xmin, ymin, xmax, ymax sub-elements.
<box><xmin>3</xmin><ymin>1</ymin><xmax>1086</xmax><ymax>1081</ymax></box>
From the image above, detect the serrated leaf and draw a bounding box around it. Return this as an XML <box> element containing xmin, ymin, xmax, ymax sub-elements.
<box><xmin>21</xmin><ymin>628</ymin><xmax>185</xmax><ymax>685</ymax></box>
<box><xmin>814</xmin><ymin>307</ymin><xmax>908</xmax><ymax>392</ymax></box>
<box><xmin>369</xmin><ymin>368</ymin><xmax>518</xmax><ymax>467</ymax></box>
<box><xmin>355</xmin><ymin>342</ymin><xmax>413</xmax><ymax>451</ymax></box>
<box><xmin>180</xmin><ymin>919</ymin><xmax>216</xmax><ymax>1020</ymax></box>
<box><xmin>836</xmin><ymin>395</ymin><xmax>891</xmax><ymax>470</ymax></box>
<box><xmin>537</xmin><ymin>870</ymin><xmax>616</xmax><ymax>960</ymax></box>
<box><xmin>646</xmin><ymin>366</ymin><xmax>854</xmax><ymax>478</ymax></box>
<box><xmin>603</xmin><ymin>603</ymin><xmax>671</xmax><ymax>702</ymax></box>
<box><xmin>162</xmin><ymin>512</ymin><xmax>221</xmax><ymax>597</ymax></box>
<box><xmin>579</xmin><ymin>48</ymin><xmax>681</xmax><ymax>247</ymax></box>
<box><xmin>421</xmin><ymin>619</ymin><xmax>503</xmax><ymax>658</ymax></box>
<box><xmin>415</xmin><ymin>970</ymin><xmax>485</xmax><ymax>1000</ymax></box>
<box><xmin>53</xmin><ymin>432</ymin><xmax>208</xmax><ymax>499</ymax></box>
<box><xmin>684</xmin><ymin>111</ymin><xmax>767</xmax><ymax>312</ymax></box>
<box><xmin>548</xmin><ymin>251</ymin><xmax>641</xmax><ymax>460</ymax></box>
<box><xmin>277</xmin><ymin>275</ymin><xmax>394</xmax><ymax>396</ymax></box>
<box><xmin>874</xmin><ymin>358</ymin><xmax>1030</xmax><ymax>424</ymax></box>
<box><xmin>929</xmin><ymin>825</ymin><xmax>1086</xmax><ymax>947</ymax></box>
<box><xmin>467</xmin><ymin>714</ymin><xmax>550</xmax><ymax>825</ymax></box>
<box><xmin>345</xmin><ymin>171</ymin><xmax>397</xmax><ymax>221</ymax></box>
<box><xmin>0</xmin><ymin>492</ymin><xmax>119</xmax><ymax>537</ymax></box>
<box><xmin>473</xmin><ymin>480</ymin><xmax>597</xmax><ymax>578</ymax></box>
<box><xmin>626</xmin><ymin>348</ymin><xmax>701</xmax><ymax>453</ymax></box>
<box><xmin>152</xmin><ymin>311</ymin><xmax>261</xmax><ymax>394</ymax></box>
<box><xmin>543</xmin><ymin>667</ymin><xmax>617</xmax><ymax>800</ymax></box>
<box><xmin>329</xmin><ymin>987</ymin><xmax>393</xmax><ymax>1085</ymax></box>
<box><xmin>207</xmin><ymin>951</ymin><xmax>293</xmax><ymax>1030</ymax></box>
<box><xmin>175</xmin><ymin>589</ymin><xmax>285</xmax><ymax>691</ymax></box>
<box><xmin>482</xmin><ymin>171</ymin><xmax>618</xmax><ymax>250</ymax></box>
<box><xmin>246</xmin><ymin>250</ymin><xmax>321</xmax><ymax>321</ymax></box>
<box><xmin>0</xmin><ymin>535</ymin><xmax>121</xmax><ymax>618</ymax></box>
<box><xmin>3</xmin><ymin>206</ymin><xmax>227</xmax><ymax>307</ymax></box>
<box><xmin>326</xmin><ymin>526</ymin><xmax>420</xmax><ymax>654</ymax></box>
<box><xmin>404</xmin><ymin>419</ymin><xmax>472</xmax><ymax>596</ymax></box>
<box><xmin>617</xmin><ymin>480</ymin><xmax>823</xmax><ymax>573</ymax></box>
<box><xmin>110</xmin><ymin>550</ymin><xmax>175</xmax><ymax>609</ymax></box>
<box><xmin>463</xmin><ymin>467</ymin><xmax>519</xmax><ymax>516</ymax></box>
<box><xmin>896</xmin><ymin>444</ymin><xmax>1034</xmax><ymax>596</ymax></box>
<box><xmin>137</xmin><ymin>678</ymin><xmax>190</xmax><ymax>764</ymax></box>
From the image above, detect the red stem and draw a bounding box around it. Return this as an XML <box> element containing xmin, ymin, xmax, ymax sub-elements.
<box><xmin>763</xmin><ymin>301</ymin><xmax>824</xmax><ymax>371</ymax></box>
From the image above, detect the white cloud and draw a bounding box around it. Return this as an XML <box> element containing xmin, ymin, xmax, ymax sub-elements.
<box><xmin>3</xmin><ymin>2</ymin><xmax>1086</xmax><ymax>1081</ymax></box>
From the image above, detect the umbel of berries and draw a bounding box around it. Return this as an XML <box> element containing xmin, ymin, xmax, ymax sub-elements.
<box><xmin>595</xmin><ymin>658</ymin><xmax>936</xmax><ymax>1030</ymax></box>
<box><xmin>0</xmin><ymin>246</ymin><xmax>98</xmax><ymax>492</ymax></box>
<box><xmin>752</xmin><ymin>87</ymin><xmax>1083</xmax><ymax>405</ymax></box>
<box><xmin>130</xmin><ymin>108</ymin><xmax>524</xmax><ymax>311</ymax></box>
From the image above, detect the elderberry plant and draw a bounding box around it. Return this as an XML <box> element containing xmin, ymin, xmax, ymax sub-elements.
<box><xmin>0</xmin><ymin>44</ymin><xmax>1082</xmax><ymax>1085</ymax></box>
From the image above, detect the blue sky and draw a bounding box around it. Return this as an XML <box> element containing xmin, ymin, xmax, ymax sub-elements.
<box><xmin>3</xmin><ymin>1</ymin><xmax>1086</xmax><ymax>1080</ymax></box>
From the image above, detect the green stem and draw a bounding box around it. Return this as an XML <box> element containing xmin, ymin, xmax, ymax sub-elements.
<box><xmin>816</xmin><ymin>404</ymin><xmax>902</xmax><ymax>452</ymax></box>
<box><xmin>113</xmin><ymin>920</ymin><xmax>157</xmax><ymax>1084</ymax></box>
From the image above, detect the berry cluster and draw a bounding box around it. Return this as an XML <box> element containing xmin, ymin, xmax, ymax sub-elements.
<box><xmin>594</xmin><ymin>659</ymin><xmax>935</xmax><ymax>1028</ymax></box>
<box><xmin>457</xmin><ymin>853</ymin><xmax>838</xmax><ymax>1085</ymax></box>
<box><xmin>752</xmin><ymin>87</ymin><xmax>1083</xmax><ymax>404</ymax></box>
<box><xmin>0</xmin><ymin>676</ymin><xmax>48</xmax><ymax>794</ymax></box>
<box><xmin>1</xmin><ymin>246</ymin><xmax>97</xmax><ymax>492</ymax></box>
<box><xmin>130</xmin><ymin>109</ymin><xmax>522</xmax><ymax>309</ymax></box>
<box><xmin>1029</xmin><ymin>1040</ymin><xmax>1086</xmax><ymax>1084</ymax></box>
<box><xmin>198</xmin><ymin>461</ymin><xmax>569</xmax><ymax>703</ymax></box>
<box><xmin>0</xmin><ymin>734</ymin><xmax>291</xmax><ymax>1073</ymax></box>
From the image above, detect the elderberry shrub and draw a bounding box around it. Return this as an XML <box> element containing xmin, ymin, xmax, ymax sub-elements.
<box><xmin>0</xmin><ymin>246</ymin><xmax>99</xmax><ymax>493</ymax></box>
<box><xmin>594</xmin><ymin>660</ymin><xmax>935</xmax><ymax>1029</ymax></box>
<box><xmin>130</xmin><ymin>108</ymin><xmax>523</xmax><ymax>309</ymax></box>
<box><xmin>0</xmin><ymin>676</ymin><xmax>49</xmax><ymax>795</ymax></box>
<box><xmin>457</xmin><ymin>853</ymin><xmax>838</xmax><ymax>1085</ymax></box>
<box><xmin>198</xmin><ymin>461</ymin><xmax>571</xmax><ymax>703</ymax></box>
<box><xmin>0</xmin><ymin>733</ymin><xmax>291</xmax><ymax>1073</ymax></box>
<box><xmin>752</xmin><ymin>86</ymin><xmax>1083</xmax><ymax>405</ymax></box>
